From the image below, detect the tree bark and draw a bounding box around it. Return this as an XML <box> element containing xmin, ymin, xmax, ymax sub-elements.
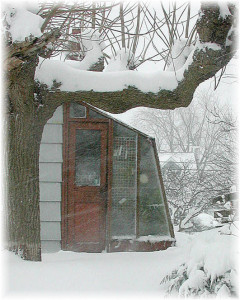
<box><xmin>7</xmin><ymin>55</ymin><xmax>62</xmax><ymax>261</ymax></box>
<box><xmin>7</xmin><ymin>56</ymin><xmax>46</xmax><ymax>261</ymax></box>
<box><xmin>6</xmin><ymin>27</ymin><xmax>62</xmax><ymax>262</ymax></box>
<box><xmin>8</xmin><ymin>112</ymin><xmax>42</xmax><ymax>260</ymax></box>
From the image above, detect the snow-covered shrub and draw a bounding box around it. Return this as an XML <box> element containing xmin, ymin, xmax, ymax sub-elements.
<box><xmin>191</xmin><ymin>213</ymin><xmax>220</xmax><ymax>231</ymax></box>
<box><xmin>160</xmin><ymin>223</ymin><xmax>239</xmax><ymax>297</ymax></box>
<box><xmin>161</xmin><ymin>262</ymin><xmax>237</xmax><ymax>297</ymax></box>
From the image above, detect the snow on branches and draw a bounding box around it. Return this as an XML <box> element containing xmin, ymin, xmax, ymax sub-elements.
<box><xmin>161</xmin><ymin>224</ymin><xmax>238</xmax><ymax>297</ymax></box>
<box><xmin>3</xmin><ymin>2</ymin><xmax>43</xmax><ymax>42</ymax></box>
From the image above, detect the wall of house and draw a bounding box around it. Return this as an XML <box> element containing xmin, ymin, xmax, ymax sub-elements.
<box><xmin>39</xmin><ymin>106</ymin><xmax>63</xmax><ymax>252</ymax></box>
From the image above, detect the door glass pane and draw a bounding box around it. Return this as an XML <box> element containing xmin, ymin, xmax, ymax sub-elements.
<box><xmin>70</xmin><ymin>103</ymin><xmax>86</xmax><ymax>118</ymax></box>
<box><xmin>75</xmin><ymin>130</ymin><xmax>101</xmax><ymax>186</ymax></box>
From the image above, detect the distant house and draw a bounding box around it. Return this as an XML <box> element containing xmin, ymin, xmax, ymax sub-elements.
<box><xmin>159</xmin><ymin>152</ymin><xmax>198</xmax><ymax>175</ymax></box>
<box><xmin>39</xmin><ymin>102</ymin><xmax>175</xmax><ymax>253</ymax></box>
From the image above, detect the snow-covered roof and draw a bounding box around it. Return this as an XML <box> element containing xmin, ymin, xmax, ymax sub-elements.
<box><xmin>158</xmin><ymin>152</ymin><xmax>197</xmax><ymax>170</ymax></box>
<box><xmin>85</xmin><ymin>102</ymin><xmax>153</xmax><ymax>139</ymax></box>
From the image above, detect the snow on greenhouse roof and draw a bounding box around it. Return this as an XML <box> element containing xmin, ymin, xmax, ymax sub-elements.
<box><xmin>85</xmin><ymin>102</ymin><xmax>154</xmax><ymax>139</ymax></box>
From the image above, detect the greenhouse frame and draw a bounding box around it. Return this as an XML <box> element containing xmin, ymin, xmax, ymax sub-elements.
<box><xmin>39</xmin><ymin>102</ymin><xmax>175</xmax><ymax>253</ymax></box>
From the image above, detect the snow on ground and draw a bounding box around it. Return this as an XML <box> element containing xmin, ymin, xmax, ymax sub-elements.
<box><xmin>2</xmin><ymin>225</ymin><xmax>238</xmax><ymax>298</ymax></box>
<box><xmin>3</xmin><ymin>245</ymin><xmax>186</xmax><ymax>297</ymax></box>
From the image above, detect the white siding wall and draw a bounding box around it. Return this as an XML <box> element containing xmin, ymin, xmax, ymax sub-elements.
<box><xmin>39</xmin><ymin>106</ymin><xmax>63</xmax><ymax>252</ymax></box>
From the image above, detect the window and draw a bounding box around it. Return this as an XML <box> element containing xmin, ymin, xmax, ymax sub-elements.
<box><xmin>75</xmin><ymin>129</ymin><xmax>101</xmax><ymax>186</ymax></box>
<box><xmin>70</xmin><ymin>103</ymin><xmax>86</xmax><ymax>118</ymax></box>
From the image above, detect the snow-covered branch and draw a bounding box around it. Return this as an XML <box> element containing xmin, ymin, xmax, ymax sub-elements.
<box><xmin>5</xmin><ymin>1</ymin><xmax>237</xmax><ymax>113</ymax></box>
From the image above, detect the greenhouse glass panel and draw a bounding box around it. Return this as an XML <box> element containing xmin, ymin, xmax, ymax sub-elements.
<box><xmin>111</xmin><ymin>123</ymin><xmax>137</xmax><ymax>236</ymax></box>
<box><xmin>139</xmin><ymin>137</ymin><xmax>170</xmax><ymax>236</ymax></box>
<box><xmin>89</xmin><ymin>108</ymin><xmax>106</xmax><ymax>119</ymax></box>
<box><xmin>70</xmin><ymin>103</ymin><xmax>86</xmax><ymax>118</ymax></box>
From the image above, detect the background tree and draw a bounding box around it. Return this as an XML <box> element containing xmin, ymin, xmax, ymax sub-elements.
<box><xmin>3</xmin><ymin>1</ymin><xmax>237</xmax><ymax>260</ymax></box>
<box><xmin>131</xmin><ymin>95</ymin><xmax>237</xmax><ymax>229</ymax></box>
<box><xmin>206</xmin><ymin>104</ymin><xmax>238</xmax><ymax>193</ymax></box>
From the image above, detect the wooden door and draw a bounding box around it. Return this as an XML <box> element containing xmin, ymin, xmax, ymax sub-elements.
<box><xmin>66</xmin><ymin>122</ymin><xmax>108</xmax><ymax>252</ymax></box>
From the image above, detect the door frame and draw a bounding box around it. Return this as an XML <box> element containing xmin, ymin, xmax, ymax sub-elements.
<box><xmin>61</xmin><ymin>103</ymin><xmax>113</xmax><ymax>251</ymax></box>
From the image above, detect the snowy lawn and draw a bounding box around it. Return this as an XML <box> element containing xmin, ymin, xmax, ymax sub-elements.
<box><xmin>4</xmin><ymin>245</ymin><xmax>186</xmax><ymax>296</ymax></box>
<box><xmin>3</xmin><ymin>225</ymin><xmax>238</xmax><ymax>298</ymax></box>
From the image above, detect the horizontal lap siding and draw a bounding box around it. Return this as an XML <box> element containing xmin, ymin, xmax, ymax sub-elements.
<box><xmin>39</xmin><ymin>106</ymin><xmax>63</xmax><ymax>252</ymax></box>
<box><xmin>39</xmin><ymin>163</ymin><xmax>62</xmax><ymax>182</ymax></box>
<box><xmin>40</xmin><ymin>144</ymin><xmax>63</xmax><ymax>163</ymax></box>
<box><xmin>40</xmin><ymin>202</ymin><xmax>61</xmax><ymax>221</ymax></box>
<box><xmin>40</xmin><ymin>183</ymin><xmax>61</xmax><ymax>201</ymax></box>
<box><xmin>40</xmin><ymin>222</ymin><xmax>61</xmax><ymax>240</ymax></box>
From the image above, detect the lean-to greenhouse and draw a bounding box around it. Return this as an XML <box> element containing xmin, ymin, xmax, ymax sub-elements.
<box><xmin>39</xmin><ymin>102</ymin><xmax>175</xmax><ymax>253</ymax></box>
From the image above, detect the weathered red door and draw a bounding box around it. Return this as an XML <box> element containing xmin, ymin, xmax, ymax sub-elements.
<box><xmin>67</xmin><ymin>122</ymin><xmax>108</xmax><ymax>252</ymax></box>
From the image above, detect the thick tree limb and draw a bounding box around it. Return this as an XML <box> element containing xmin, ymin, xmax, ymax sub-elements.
<box><xmin>8</xmin><ymin>1</ymin><xmax>236</xmax><ymax>115</ymax></box>
<box><xmin>43</xmin><ymin>44</ymin><xmax>234</xmax><ymax>114</ymax></box>
<box><xmin>39</xmin><ymin>2</ymin><xmax>236</xmax><ymax>114</ymax></box>
<box><xmin>42</xmin><ymin>49</ymin><xmax>232</xmax><ymax>114</ymax></box>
